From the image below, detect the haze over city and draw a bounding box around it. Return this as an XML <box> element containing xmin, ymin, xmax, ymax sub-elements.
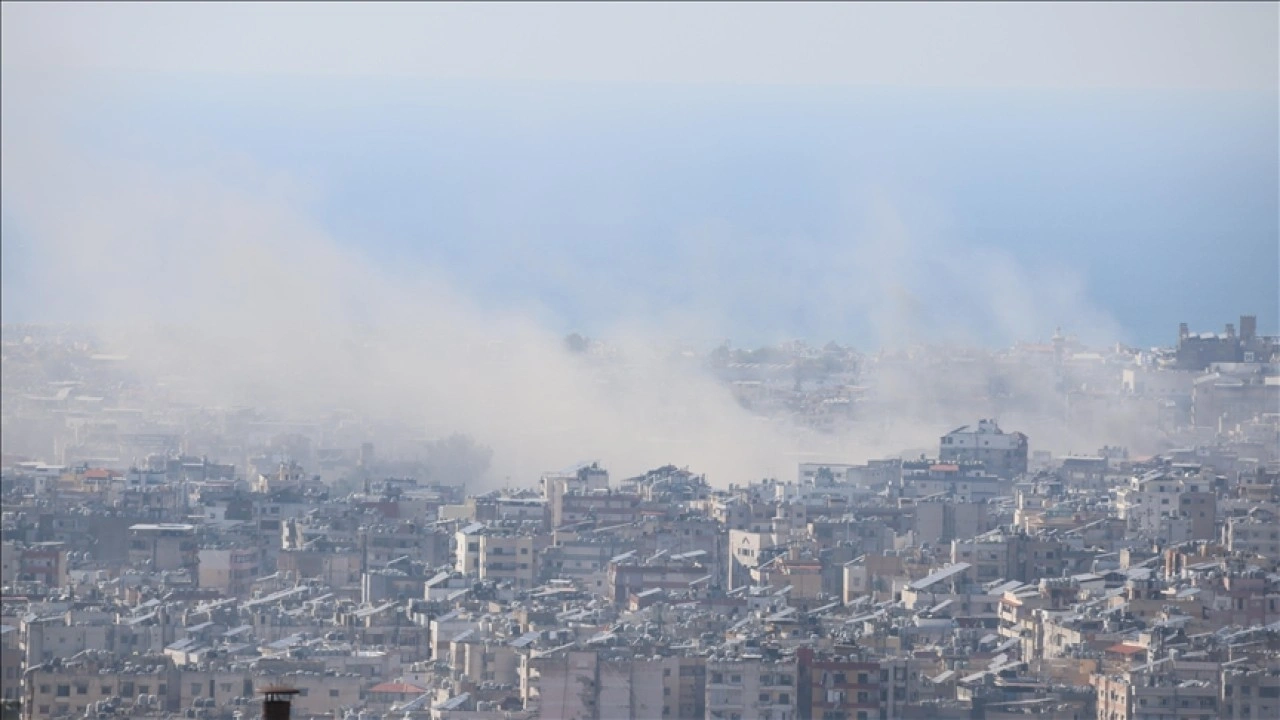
<box><xmin>0</xmin><ymin>4</ymin><xmax>1277</xmax><ymax>720</ymax></box>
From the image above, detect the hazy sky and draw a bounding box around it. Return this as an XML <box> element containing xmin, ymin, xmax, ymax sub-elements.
<box><xmin>4</xmin><ymin>3</ymin><xmax>1276</xmax><ymax>90</ymax></box>
<box><xmin>2</xmin><ymin>2</ymin><xmax>1275</xmax><ymax>480</ymax></box>
<box><xmin>3</xmin><ymin>2</ymin><xmax>1277</xmax><ymax>346</ymax></box>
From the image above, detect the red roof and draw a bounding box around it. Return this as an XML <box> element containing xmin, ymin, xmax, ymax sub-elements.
<box><xmin>930</xmin><ymin>464</ymin><xmax>960</xmax><ymax>472</ymax></box>
<box><xmin>1106</xmin><ymin>643</ymin><xmax>1146</xmax><ymax>655</ymax></box>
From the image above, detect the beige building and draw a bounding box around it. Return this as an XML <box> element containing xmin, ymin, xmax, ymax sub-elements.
<box><xmin>277</xmin><ymin>546</ymin><xmax>363</xmax><ymax>592</ymax></box>
<box><xmin>1094</xmin><ymin>662</ymin><xmax>1221</xmax><ymax>720</ymax></box>
<box><xmin>1115</xmin><ymin>472</ymin><xmax>1217</xmax><ymax>542</ymax></box>
<box><xmin>705</xmin><ymin>655</ymin><xmax>798</xmax><ymax>720</ymax></box>
<box><xmin>23</xmin><ymin>651</ymin><xmax>179</xmax><ymax>720</ymax></box>
<box><xmin>479</xmin><ymin>530</ymin><xmax>543</xmax><ymax>590</ymax></box>
<box><xmin>523</xmin><ymin>650</ymin><xmax>698</xmax><ymax>720</ymax></box>
<box><xmin>542</xmin><ymin>464</ymin><xmax>610</xmax><ymax>528</ymax></box>
<box><xmin>1220</xmin><ymin>662</ymin><xmax>1280</xmax><ymax>720</ymax></box>
<box><xmin>196</xmin><ymin>546</ymin><xmax>260</xmax><ymax>596</ymax></box>
<box><xmin>455</xmin><ymin>524</ymin><xmax>546</xmax><ymax>590</ymax></box>
<box><xmin>449</xmin><ymin>637</ymin><xmax>522</xmax><ymax>686</ymax></box>
<box><xmin>250</xmin><ymin>670</ymin><xmax>365</xmax><ymax>717</ymax></box>
<box><xmin>1225</xmin><ymin>509</ymin><xmax>1280</xmax><ymax>559</ymax></box>
<box><xmin>729</xmin><ymin>529</ymin><xmax>786</xmax><ymax>589</ymax></box>
<box><xmin>127</xmin><ymin>523</ymin><xmax>198</xmax><ymax>574</ymax></box>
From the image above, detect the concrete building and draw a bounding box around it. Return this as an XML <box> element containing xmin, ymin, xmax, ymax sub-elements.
<box><xmin>0</xmin><ymin>541</ymin><xmax>67</xmax><ymax>589</ymax></box>
<box><xmin>127</xmin><ymin>523</ymin><xmax>198</xmax><ymax>574</ymax></box>
<box><xmin>479</xmin><ymin>529</ymin><xmax>543</xmax><ymax>590</ymax></box>
<box><xmin>939</xmin><ymin>420</ymin><xmax>1029</xmax><ymax>479</ymax></box>
<box><xmin>1115</xmin><ymin>472</ymin><xmax>1217</xmax><ymax>542</ymax></box>
<box><xmin>524</xmin><ymin>650</ymin><xmax>678</xmax><ymax>720</ymax></box>
<box><xmin>706</xmin><ymin>655</ymin><xmax>798</xmax><ymax>720</ymax></box>
<box><xmin>542</xmin><ymin>464</ymin><xmax>609</xmax><ymax>528</ymax></box>
<box><xmin>912</xmin><ymin>501</ymin><xmax>992</xmax><ymax>546</ymax></box>
<box><xmin>1224</xmin><ymin>508</ymin><xmax>1280</xmax><ymax>559</ymax></box>
<box><xmin>901</xmin><ymin>461</ymin><xmax>1008</xmax><ymax>503</ymax></box>
<box><xmin>1094</xmin><ymin>662</ymin><xmax>1220</xmax><ymax>720</ymax></box>
<box><xmin>1176</xmin><ymin>315</ymin><xmax>1277</xmax><ymax>370</ymax></box>
<box><xmin>22</xmin><ymin>651</ymin><xmax>180</xmax><ymax>720</ymax></box>
<box><xmin>1192</xmin><ymin>363</ymin><xmax>1280</xmax><ymax>430</ymax></box>
<box><xmin>196</xmin><ymin>546</ymin><xmax>260</xmax><ymax>596</ymax></box>
<box><xmin>1220</xmin><ymin>662</ymin><xmax>1280</xmax><ymax>720</ymax></box>
<box><xmin>796</xmin><ymin>648</ymin><xmax>879</xmax><ymax>720</ymax></box>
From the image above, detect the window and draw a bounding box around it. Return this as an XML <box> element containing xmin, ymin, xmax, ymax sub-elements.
<box><xmin>56</xmin><ymin>686</ymin><xmax>70</xmax><ymax>697</ymax></box>
<box><xmin>101</xmin><ymin>687</ymin><xmax>111</xmax><ymax>695</ymax></box>
<box><xmin>858</xmin><ymin>673</ymin><xmax>868</xmax><ymax>684</ymax></box>
<box><xmin>75</xmin><ymin>686</ymin><xmax>87</xmax><ymax>695</ymax></box>
<box><xmin>759</xmin><ymin>693</ymin><xmax>771</xmax><ymax>702</ymax></box>
<box><xmin>192</xmin><ymin>684</ymin><xmax>202</xmax><ymax>696</ymax></box>
<box><xmin>330</xmin><ymin>689</ymin><xmax>340</xmax><ymax>698</ymax></box>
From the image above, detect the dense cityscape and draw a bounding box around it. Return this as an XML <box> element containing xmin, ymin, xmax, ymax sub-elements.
<box><xmin>1</xmin><ymin>316</ymin><xmax>1277</xmax><ymax>720</ymax></box>
<box><xmin>4</xmin><ymin>4</ymin><xmax>1277</xmax><ymax>720</ymax></box>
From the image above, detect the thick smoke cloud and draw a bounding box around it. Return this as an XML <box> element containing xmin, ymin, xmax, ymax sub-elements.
<box><xmin>1</xmin><ymin>118</ymin><xmax>805</xmax><ymax>483</ymax></box>
<box><xmin>2</xmin><ymin>116</ymin><xmax>1157</xmax><ymax>488</ymax></box>
<box><xmin>1</xmin><ymin>42</ymin><xmax>1183</xmax><ymax>488</ymax></box>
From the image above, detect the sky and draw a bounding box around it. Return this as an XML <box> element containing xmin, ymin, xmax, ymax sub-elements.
<box><xmin>0</xmin><ymin>3</ymin><xmax>1277</xmax><ymax>480</ymax></box>
<box><xmin>3</xmin><ymin>2</ymin><xmax>1277</xmax><ymax>347</ymax></box>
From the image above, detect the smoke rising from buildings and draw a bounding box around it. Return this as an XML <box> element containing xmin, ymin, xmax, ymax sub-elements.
<box><xmin>4</xmin><ymin>4</ymin><xmax>1271</xmax><ymax>486</ymax></box>
<box><xmin>1</xmin><ymin>94</ymin><xmax>1167</xmax><ymax>488</ymax></box>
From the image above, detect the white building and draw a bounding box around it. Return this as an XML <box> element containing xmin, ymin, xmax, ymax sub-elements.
<box><xmin>1114</xmin><ymin>471</ymin><xmax>1216</xmax><ymax>542</ymax></box>
<box><xmin>939</xmin><ymin>420</ymin><xmax>1029</xmax><ymax>479</ymax></box>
